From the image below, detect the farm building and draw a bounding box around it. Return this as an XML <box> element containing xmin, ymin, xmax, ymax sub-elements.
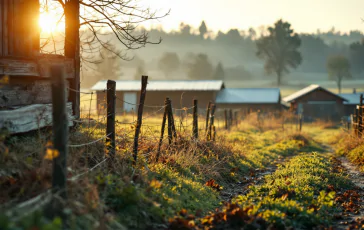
<box><xmin>0</xmin><ymin>0</ymin><xmax>79</xmax><ymax>134</ymax></box>
<box><xmin>339</xmin><ymin>92</ymin><xmax>363</xmax><ymax>116</ymax></box>
<box><xmin>283</xmin><ymin>84</ymin><xmax>347</xmax><ymax>121</ymax></box>
<box><xmin>215</xmin><ymin>88</ymin><xmax>283</xmax><ymax>112</ymax></box>
<box><xmin>91</xmin><ymin>80</ymin><xmax>225</xmax><ymax>114</ymax></box>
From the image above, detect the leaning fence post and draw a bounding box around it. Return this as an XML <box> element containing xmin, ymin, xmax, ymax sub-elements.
<box><xmin>133</xmin><ymin>76</ymin><xmax>148</xmax><ymax>164</ymax></box>
<box><xmin>106</xmin><ymin>80</ymin><xmax>116</xmax><ymax>157</ymax></box>
<box><xmin>167</xmin><ymin>98</ymin><xmax>173</xmax><ymax>145</ymax></box>
<box><xmin>212</xmin><ymin>126</ymin><xmax>216</xmax><ymax>141</ymax></box>
<box><xmin>355</xmin><ymin>107</ymin><xmax>359</xmax><ymax>137</ymax></box>
<box><xmin>156</xmin><ymin>98</ymin><xmax>168</xmax><ymax>161</ymax></box>
<box><xmin>51</xmin><ymin>64</ymin><xmax>68</xmax><ymax>200</ymax></box>
<box><xmin>193</xmin><ymin>99</ymin><xmax>198</xmax><ymax>139</ymax></box>
<box><xmin>208</xmin><ymin>104</ymin><xmax>216</xmax><ymax>140</ymax></box>
<box><xmin>205</xmin><ymin>101</ymin><xmax>211</xmax><ymax>133</ymax></box>
<box><xmin>169</xmin><ymin>100</ymin><xmax>178</xmax><ymax>141</ymax></box>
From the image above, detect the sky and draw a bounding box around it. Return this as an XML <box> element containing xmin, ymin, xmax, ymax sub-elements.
<box><xmin>140</xmin><ymin>0</ymin><xmax>364</xmax><ymax>34</ymax></box>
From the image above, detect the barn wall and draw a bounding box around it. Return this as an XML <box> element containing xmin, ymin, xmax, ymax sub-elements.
<box><xmin>290</xmin><ymin>89</ymin><xmax>345</xmax><ymax>121</ymax></box>
<box><xmin>0</xmin><ymin>0</ymin><xmax>39</xmax><ymax>57</ymax></box>
<box><xmin>216</xmin><ymin>103</ymin><xmax>281</xmax><ymax>112</ymax></box>
<box><xmin>96</xmin><ymin>90</ymin><xmax>218</xmax><ymax>115</ymax></box>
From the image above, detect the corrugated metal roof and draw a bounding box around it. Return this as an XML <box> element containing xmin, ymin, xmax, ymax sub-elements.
<box><xmin>90</xmin><ymin>80</ymin><xmax>224</xmax><ymax>91</ymax></box>
<box><xmin>215</xmin><ymin>88</ymin><xmax>281</xmax><ymax>104</ymax></box>
<box><xmin>283</xmin><ymin>84</ymin><xmax>347</xmax><ymax>102</ymax></box>
<box><xmin>339</xmin><ymin>93</ymin><xmax>363</xmax><ymax>105</ymax></box>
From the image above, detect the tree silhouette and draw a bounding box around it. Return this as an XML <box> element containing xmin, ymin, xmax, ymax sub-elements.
<box><xmin>158</xmin><ymin>52</ymin><xmax>180</xmax><ymax>77</ymax></box>
<box><xmin>95</xmin><ymin>45</ymin><xmax>123</xmax><ymax>81</ymax></box>
<box><xmin>349</xmin><ymin>39</ymin><xmax>364</xmax><ymax>76</ymax></box>
<box><xmin>199</xmin><ymin>21</ymin><xmax>207</xmax><ymax>39</ymax></box>
<box><xmin>256</xmin><ymin>19</ymin><xmax>302</xmax><ymax>86</ymax></box>
<box><xmin>134</xmin><ymin>62</ymin><xmax>147</xmax><ymax>80</ymax></box>
<box><xmin>213</xmin><ymin>62</ymin><xmax>225</xmax><ymax>80</ymax></box>
<box><xmin>327</xmin><ymin>55</ymin><xmax>351</xmax><ymax>93</ymax></box>
<box><xmin>185</xmin><ymin>53</ymin><xmax>213</xmax><ymax>80</ymax></box>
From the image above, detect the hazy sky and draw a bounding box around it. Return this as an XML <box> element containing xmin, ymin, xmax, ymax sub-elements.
<box><xmin>140</xmin><ymin>0</ymin><xmax>364</xmax><ymax>34</ymax></box>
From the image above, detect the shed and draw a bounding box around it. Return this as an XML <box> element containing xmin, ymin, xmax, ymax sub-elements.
<box><xmin>91</xmin><ymin>80</ymin><xmax>225</xmax><ymax>114</ymax></box>
<box><xmin>283</xmin><ymin>84</ymin><xmax>347</xmax><ymax>121</ymax></box>
<box><xmin>0</xmin><ymin>0</ymin><xmax>78</xmax><ymax>134</ymax></box>
<box><xmin>215</xmin><ymin>88</ymin><xmax>283</xmax><ymax>112</ymax></box>
<box><xmin>339</xmin><ymin>93</ymin><xmax>363</xmax><ymax>116</ymax></box>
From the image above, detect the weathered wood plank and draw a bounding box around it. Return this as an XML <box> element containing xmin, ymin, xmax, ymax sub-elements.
<box><xmin>0</xmin><ymin>57</ymin><xmax>75</xmax><ymax>78</ymax></box>
<box><xmin>0</xmin><ymin>102</ymin><xmax>74</xmax><ymax>134</ymax></box>
<box><xmin>0</xmin><ymin>80</ymin><xmax>59</xmax><ymax>107</ymax></box>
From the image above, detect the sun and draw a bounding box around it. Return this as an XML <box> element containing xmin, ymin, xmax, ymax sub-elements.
<box><xmin>39</xmin><ymin>12</ymin><xmax>58</xmax><ymax>33</ymax></box>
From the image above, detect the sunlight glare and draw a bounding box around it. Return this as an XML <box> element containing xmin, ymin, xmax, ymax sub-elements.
<box><xmin>39</xmin><ymin>12</ymin><xmax>57</xmax><ymax>33</ymax></box>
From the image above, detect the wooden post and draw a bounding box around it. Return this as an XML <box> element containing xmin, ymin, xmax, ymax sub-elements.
<box><xmin>106</xmin><ymin>80</ymin><xmax>116</xmax><ymax>157</ymax></box>
<box><xmin>65</xmin><ymin>0</ymin><xmax>80</xmax><ymax>119</ymax></box>
<box><xmin>133</xmin><ymin>76</ymin><xmax>148</xmax><ymax>164</ymax></box>
<box><xmin>355</xmin><ymin>107</ymin><xmax>359</xmax><ymax>137</ymax></box>
<box><xmin>212</xmin><ymin>126</ymin><xmax>216</xmax><ymax>141</ymax></box>
<box><xmin>170</xmin><ymin>100</ymin><xmax>178</xmax><ymax>141</ymax></box>
<box><xmin>224</xmin><ymin>110</ymin><xmax>228</xmax><ymax>130</ymax></box>
<box><xmin>156</xmin><ymin>98</ymin><xmax>168</xmax><ymax>161</ymax></box>
<box><xmin>359</xmin><ymin>94</ymin><xmax>363</xmax><ymax>137</ymax></box>
<box><xmin>299</xmin><ymin>114</ymin><xmax>303</xmax><ymax>132</ymax></box>
<box><xmin>167</xmin><ymin>98</ymin><xmax>173</xmax><ymax>145</ymax></box>
<box><xmin>205</xmin><ymin>101</ymin><xmax>211</xmax><ymax>133</ymax></box>
<box><xmin>229</xmin><ymin>109</ymin><xmax>233</xmax><ymax>128</ymax></box>
<box><xmin>234</xmin><ymin>111</ymin><xmax>239</xmax><ymax>126</ymax></box>
<box><xmin>51</xmin><ymin>64</ymin><xmax>68</xmax><ymax>199</ymax></box>
<box><xmin>207</xmin><ymin>104</ymin><xmax>216</xmax><ymax>140</ymax></box>
<box><xmin>192</xmin><ymin>99</ymin><xmax>198</xmax><ymax>139</ymax></box>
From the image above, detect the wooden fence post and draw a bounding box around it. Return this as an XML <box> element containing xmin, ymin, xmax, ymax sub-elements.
<box><xmin>106</xmin><ymin>80</ymin><xmax>116</xmax><ymax>157</ymax></box>
<box><xmin>133</xmin><ymin>76</ymin><xmax>148</xmax><ymax>164</ymax></box>
<box><xmin>193</xmin><ymin>99</ymin><xmax>198</xmax><ymax>139</ymax></box>
<box><xmin>299</xmin><ymin>114</ymin><xmax>303</xmax><ymax>132</ymax></box>
<box><xmin>166</xmin><ymin>98</ymin><xmax>173</xmax><ymax>145</ymax></box>
<box><xmin>359</xmin><ymin>94</ymin><xmax>363</xmax><ymax>137</ymax></box>
<box><xmin>205</xmin><ymin>101</ymin><xmax>211</xmax><ymax>133</ymax></box>
<box><xmin>355</xmin><ymin>107</ymin><xmax>359</xmax><ymax>137</ymax></box>
<box><xmin>156</xmin><ymin>98</ymin><xmax>168</xmax><ymax>161</ymax></box>
<box><xmin>208</xmin><ymin>104</ymin><xmax>216</xmax><ymax>140</ymax></box>
<box><xmin>212</xmin><ymin>126</ymin><xmax>216</xmax><ymax>141</ymax></box>
<box><xmin>224</xmin><ymin>110</ymin><xmax>228</xmax><ymax>130</ymax></box>
<box><xmin>229</xmin><ymin>109</ymin><xmax>233</xmax><ymax>128</ymax></box>
<box><xmin>51</xmin><ymin>64</ymin><xmax>68</xmax><ymax>199</ymax></box>
<box><xmin>234</xmin><ymin>111</ymin><xmax>238</xmax><ymax>126</ymax></box>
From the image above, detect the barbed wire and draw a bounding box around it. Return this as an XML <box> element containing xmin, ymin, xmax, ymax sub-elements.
<box><xmin>68</xmin><ymin>133</ymin><xmax>111</xmax><ymax>148</ymax></box>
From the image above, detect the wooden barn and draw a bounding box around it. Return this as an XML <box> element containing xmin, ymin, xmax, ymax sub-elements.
<box><xmin>91</xmin><ymin>80</ymin><xmax>225</xmax><ymax>114</ymax></box>
<box><xmin>339</xmin><ymin>92</ymin><xmax>362</xmax><ymax>117</ymax></box>
<box><xmin>283</xmin><ymin>84</ymin><xmax>347</xmax><ymax>121</ymax></box>
<box><xmin>0</xmin><ymin>0</ymin><xmax>80</xmax><ymax>134</ymax></box>
<box><xmin>215</xmin><ymin>88</ymin><xmax>283</xmax><ymax>112</ymax></box>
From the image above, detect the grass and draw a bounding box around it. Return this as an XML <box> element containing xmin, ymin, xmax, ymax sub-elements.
<box><xmin>0</xmin><ymin>113</ymin><xmax>349</xmax><ymax>229</ymax></box>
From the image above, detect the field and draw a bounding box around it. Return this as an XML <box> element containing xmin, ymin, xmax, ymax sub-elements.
<box><xmin>1</xmin><ymin>103</ymin><xmax>364</xmax><ymax>229</ymax></box>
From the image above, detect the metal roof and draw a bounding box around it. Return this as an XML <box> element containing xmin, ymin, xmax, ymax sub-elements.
<box><xmin>90</xmin><ymin>80</ymin><xmax>224</xmax><ymax>91</ymax></box>
<box><xmin>339</xmin><ymin>93</ymin><xmax>363</xmax><ymax>105</ymax></box>
<box><xmin>216</xmin><ymin>88</ymin><xmax>281</xmax><ymax>104</ymax></box>
<box><xmin>283</xmin><ymin>84</ymin><xmax>347</xmax><ymax>102</ymax></box>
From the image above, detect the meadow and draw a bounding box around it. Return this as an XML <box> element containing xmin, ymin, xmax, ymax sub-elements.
<box><xmin>0</xmin><ymin>102</ymin><xmax>363</xmax><ymax>229</ymax></box>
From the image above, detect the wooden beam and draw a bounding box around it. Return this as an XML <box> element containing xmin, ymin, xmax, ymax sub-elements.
<box><xmin>0</xmin><ymin>102</ymin><xmax>74</xmax><ymax>134</ymax></box>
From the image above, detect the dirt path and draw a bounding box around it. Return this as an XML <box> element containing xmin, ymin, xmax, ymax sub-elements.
<box><xmin>220</xmin><ymin>155</ymin><xmax>289</xmax><ymax>202</ymax></box>
<box><xmin>335</xmin><ymin>157</ymin><xmax>364</xmax><ymax>229</ymax></box>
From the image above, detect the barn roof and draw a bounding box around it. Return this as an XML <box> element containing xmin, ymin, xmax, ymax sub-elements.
<box><xmin>283</xmin><ymin>84</ymin><xmax>347</xmax><ymax>102</ymax></box>
<box><xmin>339</xmin><ymin>93</ymin><xmax>363</xmax><ymax>105</ymax></box>
<box><xmin>91</xmin><ymin>80</ymin><xmax>225</xmax><ymax>91</ymax></box>
<box><xmin>215</xmin><ymin>88</ymin><xmax>281</xmax><ymax>104</ymax></box>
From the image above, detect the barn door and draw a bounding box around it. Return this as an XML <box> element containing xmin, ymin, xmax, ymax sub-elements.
<box><xmin>124</xmin><ymin>92</ymin><xmax>137</xmax><ymax>112</ymax></box>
